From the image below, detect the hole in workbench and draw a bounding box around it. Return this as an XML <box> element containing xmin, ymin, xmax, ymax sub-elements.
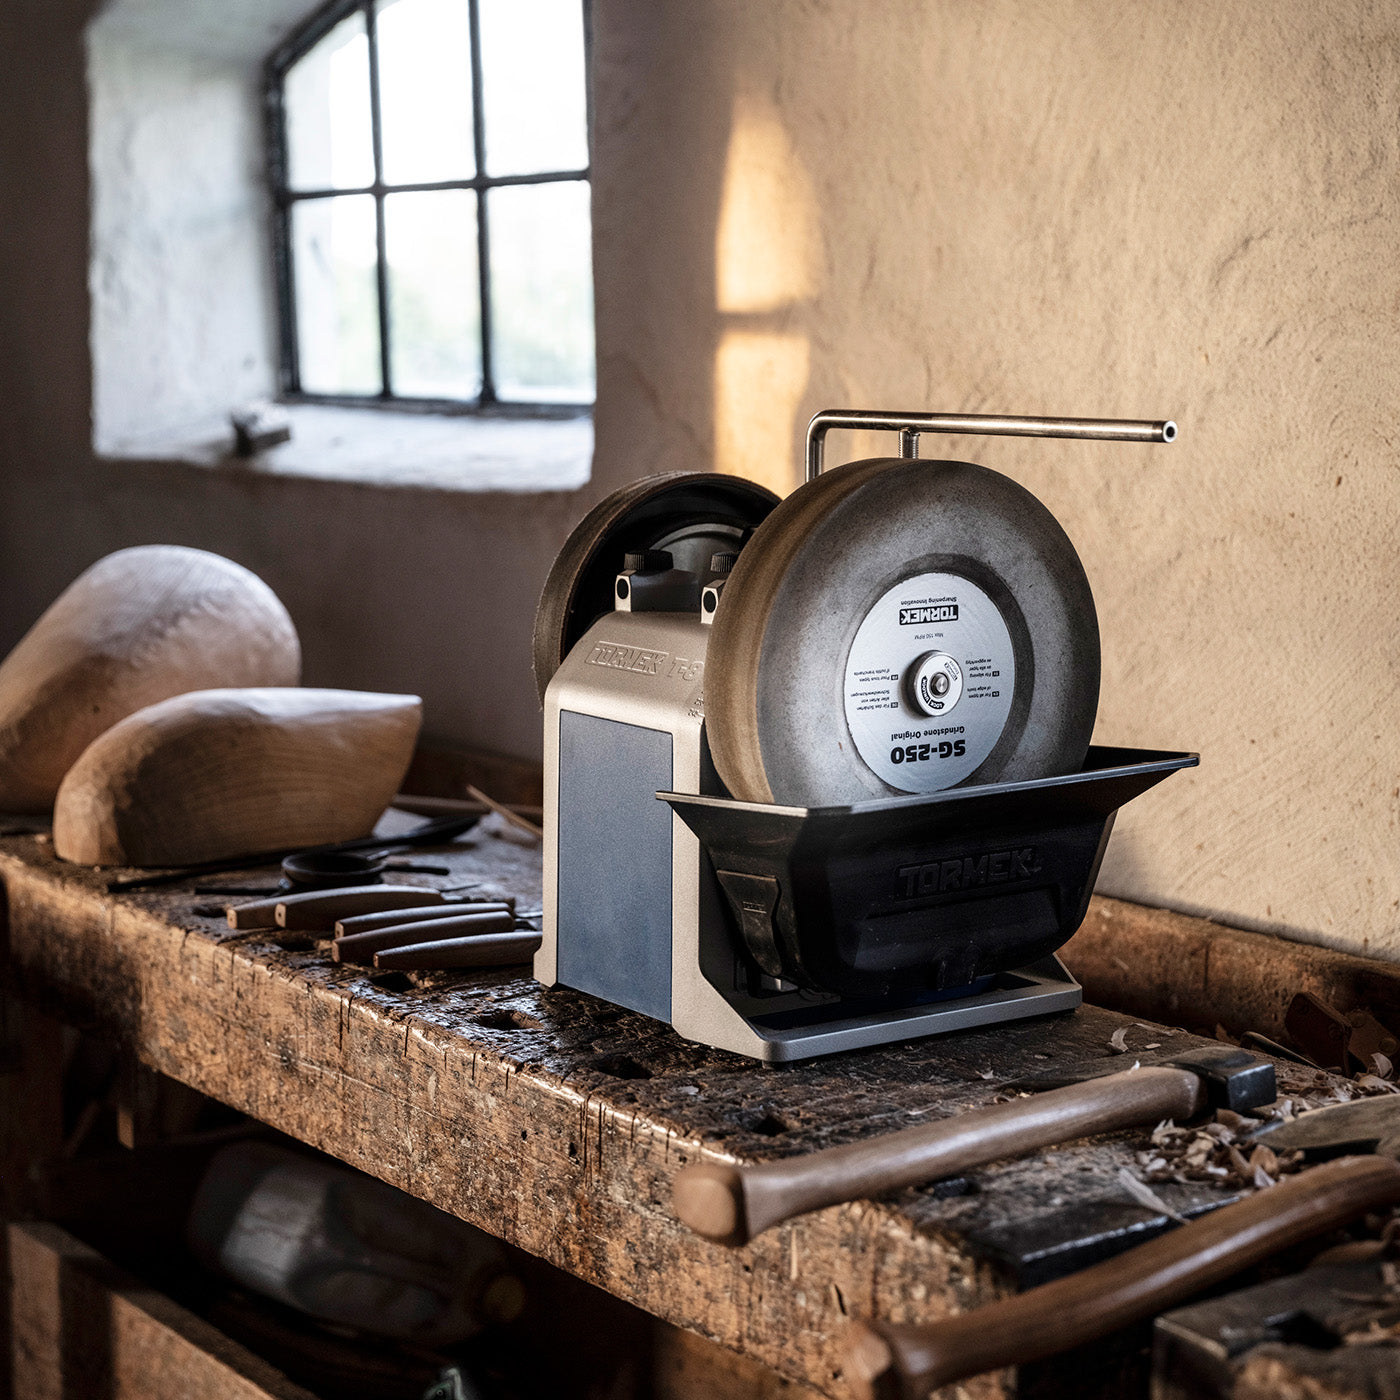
<box><xmin>923</xmin><ymin>1176</ymin><xmax>978</xmax><ymax>1200</ymax></box>
<box><xmin>476</xmin><ymin>1008</ymin><xmax>543</xmax><ymax>1032</ymax></box>
<box><xmin>748</xmin><ymin>1111</ymin><xmax>791</xmax><ymax>1137</ymax></box>
<box><xmin>587</xmin><ymin>1054</ymin><xmax>653</xmax><ymax>1081</ymax></box>
<box><xmin>368</xmin><ymin>971</ymin><xmax>414</xmax><ymax>993</ymax></box>
<box><xmin>271</xmin><ymin>935</ymin><xmax>318</xmax><ymax>953</ymax></box>
<box><xmin>1265</xmin><ymin>1310</ymin><xmax>1342</xmax><ymax>1351</ymax></box>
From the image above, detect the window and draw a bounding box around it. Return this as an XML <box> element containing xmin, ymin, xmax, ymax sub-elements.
<box><xmin>267</xmin><ymin>0</ymin><xmax>594</xmax><ymax>413</ymax></box>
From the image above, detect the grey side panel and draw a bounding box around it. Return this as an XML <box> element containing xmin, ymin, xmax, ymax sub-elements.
<box><xmin>557</xmin><ymin>711</ymin><xmax>674</xmax><ymax>1021</ymax></box>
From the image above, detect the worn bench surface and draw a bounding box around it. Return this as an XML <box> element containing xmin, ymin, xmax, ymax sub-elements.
<box><xmin>0</xmin><ymin>819</ymin><xmax>1308</xmax><ymax>1399</ymax></box>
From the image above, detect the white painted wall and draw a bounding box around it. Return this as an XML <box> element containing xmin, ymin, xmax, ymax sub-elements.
<box><xmin>1</xmin><ymin>0</ymin><xmax>1396</xmax><ymax>963</ymax></box>
<box><xmin>88</xmin><ymin>33</ymin><xmax>277</xmax><ymax>452</ymax></box>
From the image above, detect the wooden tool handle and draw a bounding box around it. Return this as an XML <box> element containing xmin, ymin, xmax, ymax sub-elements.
<box><xmin>674</xmin><ymin>1065</ymin><xmax>1206</xmax><ymax>1246</ymax></box>
<box><xmin>846</xmin><ymin>1154</ymin><xmax>1400</xmax><ymax>1400</ymax></box>
<box><xmin>226</xmin><ymin>882</ymin><xmax>432</xmax><ymax>929</ymax></box>
<box><xmin>373</xmin><ymin>930</ymin><xmax>542</xmax><ymax>970</ymax></box>
<box><xmin>466</xmin><ymin>784</ymin><xmax>543</xmax><ymax>839</ymax></box>
<box><xmin>333</xmin><ymin>911</ymin><xmax>517</xmax><ymax>964</ymax></box>
<box><xmin>275</xmin><ymin>885</ymin><xmax>445</xmax><ymax>930</ymax></box>
<box><xmin>334</xmin><ymin>902</ymin><xmax>511</xmax><ymax>938</ymax></box>
<box><xmin>227</xmin><ymin>896</ymin><xmax>289</xmax><ymax>929</ymax></box>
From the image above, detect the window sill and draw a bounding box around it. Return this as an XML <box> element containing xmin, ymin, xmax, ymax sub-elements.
<box><xmin>97</xmin><ymin>405</ymin><xmax>593</xmax><ymax>494</ymax></box>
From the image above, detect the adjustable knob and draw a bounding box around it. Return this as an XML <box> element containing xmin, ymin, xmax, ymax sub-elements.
<box><xmin>623</xmin><ymin>550</ymin><xmax>674</xmax><ymax>574</ymax></box>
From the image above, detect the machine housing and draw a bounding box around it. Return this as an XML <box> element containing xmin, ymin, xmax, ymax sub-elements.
<box><xmin>536</xmin><ymin>603</ymin><xmax>1193</xmax><ymax>1062</ymax></box>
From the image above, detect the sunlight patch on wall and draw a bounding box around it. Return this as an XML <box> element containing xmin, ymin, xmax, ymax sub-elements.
<box><xmin>713</xmin><ymin>88</ymin><xmax>819</xmax><ymax>490</ymax></box>
<box><xmin>714</xmin><ymin>330</ymin><xmax>810</xmax><ymax>493</ymax></box>
<box><xmin>715</xmin><ymin>90</ymin><xmax>820</xmax><ymax>313</ymax></box>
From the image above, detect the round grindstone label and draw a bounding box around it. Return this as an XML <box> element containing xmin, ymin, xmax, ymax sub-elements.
<box><xmin>843</xmin><ymin>571</ymin><xmax>1016</xmax><ymax>791</ymax></box>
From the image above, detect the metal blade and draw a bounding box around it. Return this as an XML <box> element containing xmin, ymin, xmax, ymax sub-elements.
<box><xmin>1253</xmin><ymin>1095</ymin><xmax>1400</xmax><ymax>1160</ymax></box>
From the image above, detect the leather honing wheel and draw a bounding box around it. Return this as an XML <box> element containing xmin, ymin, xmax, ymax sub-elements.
<box><xmin>705</xmin><ymin>458</ymin><xmax>1100</xmax><ymax>805</ymax></box>
<box><xmin>533</xmin><ymin>473</ymin><xmax>778</xmax><ymax>703</ymax></box>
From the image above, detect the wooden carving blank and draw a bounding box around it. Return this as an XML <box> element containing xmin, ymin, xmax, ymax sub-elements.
<box><xmin>53</xmin><ymin>688</ymin><xmax>422</xmax><ymax>867</ymax></box>
<box><xmin>0</xmin><ymin>546</ymin><xmax>300</xmax><ymax>812</ymax></box>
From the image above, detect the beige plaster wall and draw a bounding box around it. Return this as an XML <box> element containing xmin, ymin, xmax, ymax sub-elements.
<box><xmin>594</xmin><ymin>0</ymin><xmax>1400</xmax><ymax>958</ymax></box>
<box><xmin>0</xmin><ymin>0</ymin><xmax>1395</xmax><ymax>960</ymax></box>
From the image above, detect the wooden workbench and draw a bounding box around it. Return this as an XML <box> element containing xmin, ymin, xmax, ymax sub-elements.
<box><xmin>0</xmin><ymin>819</ymin><xmax>1311</xmax><ymax>1399</ymax></box>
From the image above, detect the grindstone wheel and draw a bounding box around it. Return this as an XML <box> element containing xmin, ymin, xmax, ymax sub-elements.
<box><xmin>533</xmin><ymin>472</ymin><xmax>779</xmax><ymax>703</ymax></box>
<box><xmin>705</xmin><ymin>457</ymin><xmax>1100</xmax><ymax>806</ymax></box>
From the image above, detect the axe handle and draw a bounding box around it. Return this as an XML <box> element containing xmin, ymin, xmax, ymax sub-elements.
<box><xmin>674</xmin><ymin>1065</ymin><xmax>1206</xmax><ymax>1246</ymax></box>
<box><xmin>846</xmin><ymin>1154</ymin><xmax>1400</xmax><ymax>1400</ymax></box>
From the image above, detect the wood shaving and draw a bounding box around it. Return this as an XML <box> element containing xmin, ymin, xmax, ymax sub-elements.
<box><xmin>1183</xmin><ymin>1136</ymin><xmax>1215</xmax><ymax>1168</ymax></box>
<box><xmin>1108</xmin><ymin>1027</ymin><xmax>1130</xmax><ymax>1054</ymax></box>
<box><xmin>1249</xmin><ymin>1143</ymin><xmax>1279</xmax><ymax>1177</ymax></box>
<box><xmin>1136</xmin><ymin>1108</ymin><xmax>1305</xmax><ymax>1192</ymax></box>
<box><xmin>1372</xmin><ymin>1052</ymin><xmax>1395</xmax><ymax>1080</ymax></box>
<box><xmin>1117</xmin><ymin>1166</ymin><xmax>1189</xmax><ymax>1224</ymax></box>
<box><xmin>1131</xmin><ymin>1062</ymin><xmax>1393</xmax><ymax>1196</ymax></box>
<box><xmin>1343</xmin><ymin>1318</ymin><xmax>1400</xmax><ymax>1346</ymax></box>
<box><xmin>1357</xmin><ymin>1073</ymin><xmax>1400</xmax><ymax>1095</ymax></box>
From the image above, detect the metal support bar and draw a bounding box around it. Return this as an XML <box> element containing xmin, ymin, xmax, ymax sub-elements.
<box><xmin>806</xmin><ymin>410</ymin><xmax>1177</xmax><ymax>480</ymax></box>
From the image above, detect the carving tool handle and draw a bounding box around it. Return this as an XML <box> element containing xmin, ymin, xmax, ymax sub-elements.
<box><xmin>334</xmin><ymin>902</ymin><xmax>512</xmax><ymax>938</ymax></box>
<box><xmin>847</xmin><ymin>1155</ymin><xmax>1400</xmax><ymax>1400</ymax></box>
<box><xmin>333</xmin><ymin>910</ymin><xmax>518</xmax><ymax>964</ymax></box>
<box><xmin>373</xmin><ymin>930</ymin><xmax>542</xmax><ymax>971</ymax></box>
<box><xmin>675</xmin><ymin>1065</ymin><xmax>1206</xmax><ymax>1246</ymax></box>
<box><xmin>228</xmin><ymin>882</ymin><xmax>439</xmax><ymax>930</ymax></box>
<box><xmin>275</xmin><ymin>885</ymin><xmax>446</xmax><ymax>930</ymax></box>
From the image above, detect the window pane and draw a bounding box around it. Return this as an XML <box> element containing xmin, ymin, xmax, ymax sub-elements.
<box><xmin>376</xmin><ymin>0</ymin><xmax>475</xmax><ymax>185</ymax></box>
<box><xmin>291</xmin><ymin>195</ymin><xmax>382</xmax><ymax>395</ymax></box>
<box><xmin>284</xmin><ymin>11</ymin><xmax>375</xmax><ymax>191</ymax></box>
<box><xmin>385</xmin><ymin>190</ymin><xmax>481</xmax><ymax>399</ymax></box>
<box><xmin>478</xmin><ymin>0</ymin><xmax>588</xmax><ymax>177</ymax></box>
<box><xmin>488</xmin><ymin>181</ymin><xmax>593</xmax><ymax>402</ymax></box>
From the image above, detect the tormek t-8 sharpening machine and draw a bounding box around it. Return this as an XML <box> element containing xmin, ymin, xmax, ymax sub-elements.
<box><xmin>533</xmin><ymin>410</ymin><xmax>1194</xmax><ymax>1062</ymax></box>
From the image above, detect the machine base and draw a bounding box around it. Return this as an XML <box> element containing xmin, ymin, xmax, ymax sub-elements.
<box><xmin>699</xmin><ymin>955</ymin><xmax>1082</xmax><ymax>1063</ymax></box>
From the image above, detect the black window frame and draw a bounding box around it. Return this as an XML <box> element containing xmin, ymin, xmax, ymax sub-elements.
<box><xmin>265</xmin><ymin>0</ymin><xmax>594</xmax><ymax>417</ymax></box>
